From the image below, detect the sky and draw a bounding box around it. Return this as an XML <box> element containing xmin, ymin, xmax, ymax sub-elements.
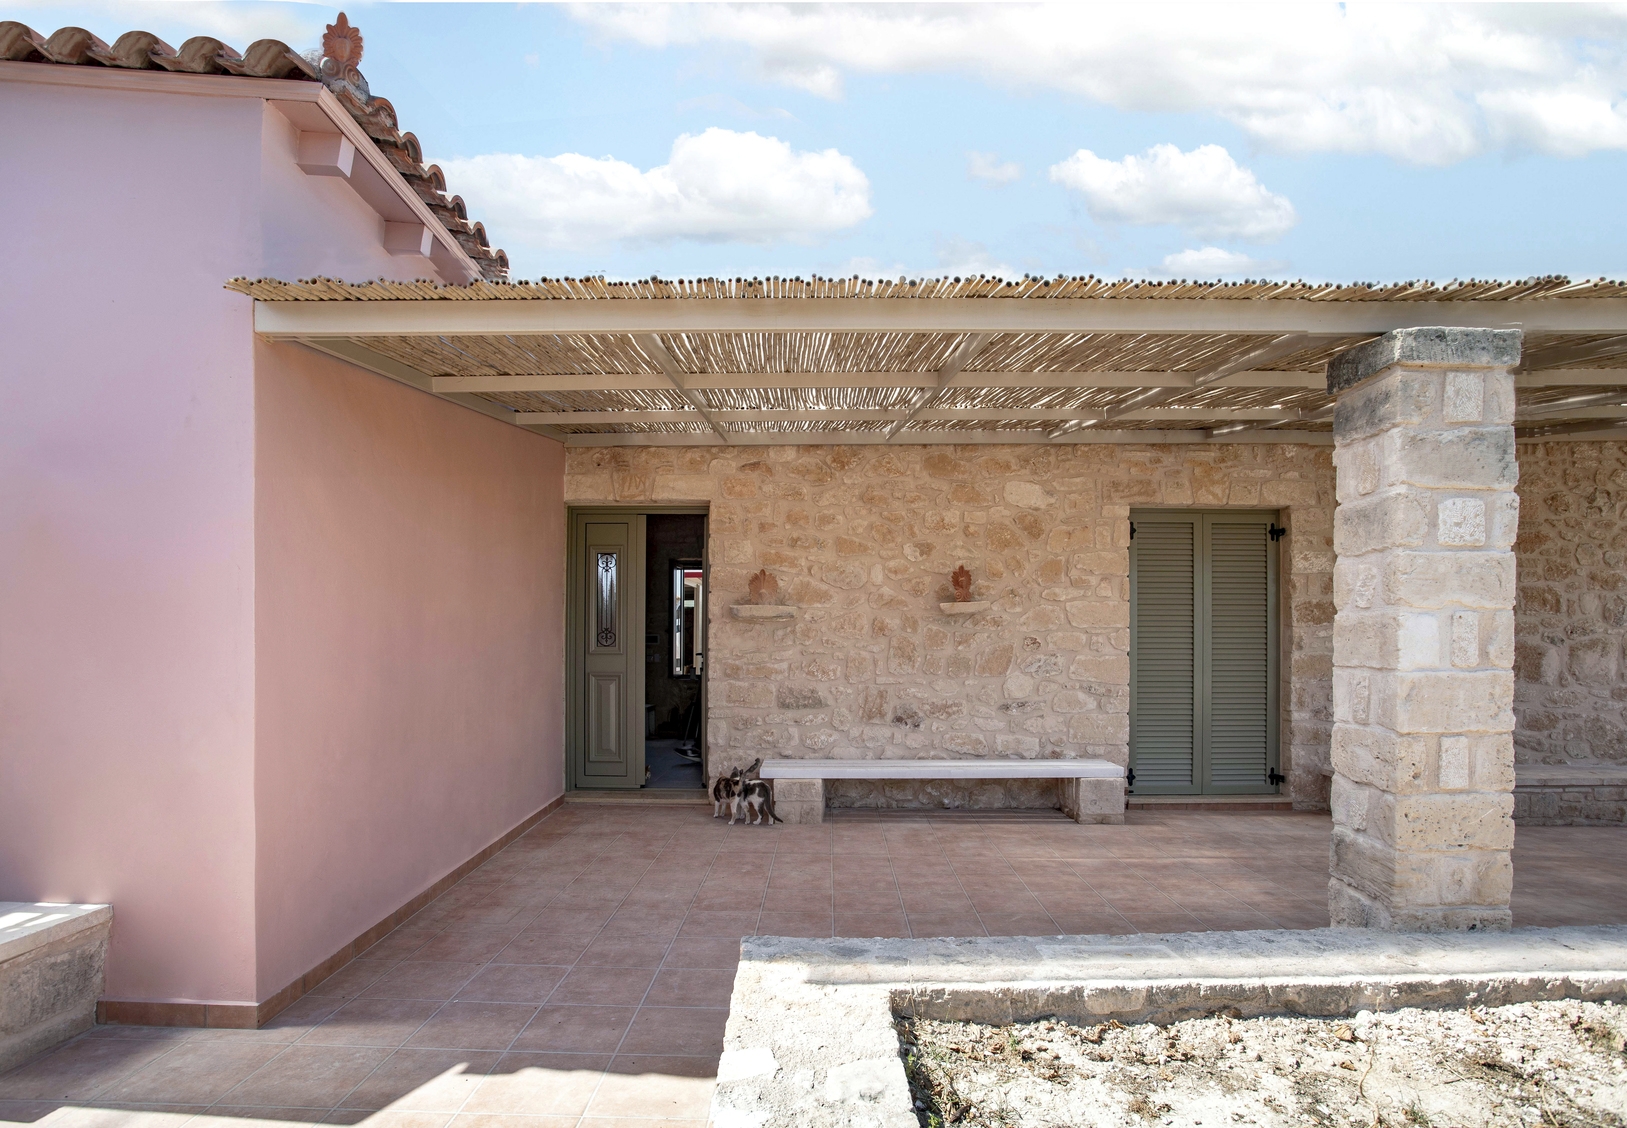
<box><xmin>9</xmin><ymin>1</ymin><xmax>1627</xmax><ymax>283</ymax></box>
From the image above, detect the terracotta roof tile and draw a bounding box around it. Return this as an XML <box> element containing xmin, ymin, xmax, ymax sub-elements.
<box><xmin>1</xmin><ymin>13</ymin><xmax>508</xmax><ymax>281</ymax></box>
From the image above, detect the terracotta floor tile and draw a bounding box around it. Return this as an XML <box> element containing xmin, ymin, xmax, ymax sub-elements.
<box><xmin>598</xmin><ymin>912</ymin><xmax>685</xmax><ymax>941</ymax></box>
<box><xmin>298</xmin><ymin>998</ymin><xmax>442</xmax><ymax>1048</ymax></box>
<box><xmin>1120</xmin><ymin>913</ymin><xmax>1205</xmax><ymax>934</ymax></box>
<box><xmin>661</xmin><ymin>936</ymin><xmax>742</xmax><ymax>970</ymax></box>
<box><xmin>588</xmin><ymin>1058</ymin><xmax>715</xmax><ymax>1120</ymax></box>
<box><xmin>616</xmin><ymin>1008</ymin><xmax>727</xmax><ymax>1058</ymax></box>
<box><xmin>899</xmin><ymin>891</ymin><xmax>974</xmax><ymax>913</ymax></box>
<box><xmin>549</xmin><ymin>967</ymin><xmax>657</xmax><ymax>1007</ymax></box>
<box><xmin>459</xmin><ymin>1053</ymin><xmax>606</xmax><ymax>1117</ymax></box>
<box><xmin>361</xmin><ymin>930</ymin><xmax>438</xmax><ymax>962</ymax></box>
<box><xmin>833</xmin><ymin>891</ymin><xmax>903</xmax><ymax>914</ymax></box>
<box><xmin>361</xmin><ymin>962</ymin><xmax>486</xmax><ymax>1002</ymax></box>
<box><xmin>1192</xmin><ymin>912</ymin><xmax>1280</xmax><ymax>932</ymax></box>
<box><xmin>834</xmin><ymin>913</ymin><xmax>911</xmax><ymax>938</ymax></box>
<box><xmin>96</xmin><ymin>1042</ymin><xmax>289</xmax><ymax>1105</ymax></box>
<box><xmin>456</xmin><ymin>964</ymin><xmax>571</xmax><ymax>1005</ymax></box>
<box><xmin>510</xmin><ymin>1007</ymin><xmax>635</xmax><ymax>1055</ymax></box>
<box><xmin>310</xmin><ymin>960</ymin><xmax>397</xmax><ymax>999</ymax></box>
<box><xmin>978</xmin><ymin>913</ymin><xmax>1062</xmax><ymax>937</ymax></box>
<box><xmin>1049</xmin><ymin>913</ymin><xmax>1137</xmax><ymax>936</ymax></box>
<box><xmin>0</xmin><ymin>1036</ymin><xmax>178</xmax><ymax>1102</ymax></box>
<box><xmin>496</xmin><ymin>934</ymin><xmax>594</xmax><ymax>967</ymax></box>
<box><xmin>336</xmin><ymin>1048</ymin><xmax>502</xmax><ymax>1111</ymax></box>
<box><xmin>906</xmin><ymin>914</ymin><xmax>988</xmax><ymax>938</ymax></box>
<box><xmin>321</xmin><ymin>1110</ymin><xmax>455</xmax><ymax>1128</ymax></box>
<box><xmin>412</xmin><ymin>930</ymin><xmax>521</xmax><ymax>963</ymax></box>
<box><xmin>221</xmin><ymin>1044</ymin><xmax>393</xmax><ymax>1109</ymax></box>
<box><xmin>642</xmin><ymin>969</ymin><xmax>737</xmax><ymax>1009</ymax></box>
<box><xmin>446</xmin><ymin>1113</ymin><xmax>578</xmax><ymax>1128</ymax></box>
<box><xmin>755</xmin><ymin>912</ymin><xmax>833</xmax><ymax>938</ymax></box>
<box><xmin>676</xmin><ymin>912</ymin><xmax>758</xmax><ymax>939</ymax></box>
<box><xmin>577</xmin><ymin>935</ymin><xmax>672</xmax><ymax>968</ymax></box>
<box><xmin>402</xmin><ymin>1002</ymin><xmax>540</xmax><ymax>1051</ymax></box>
<box><xmin>689</xmin><ymin>888</ymin><xmax>758</xmax><ymax>913</ymax></box>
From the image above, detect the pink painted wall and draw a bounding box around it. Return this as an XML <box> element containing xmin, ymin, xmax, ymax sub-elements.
<box><xmin>0</xmin><ymin>79</ymin><xmax>264</xmax><ymax>1004</ymax></box>
<box><xmin>2</xmin><ymin>71</ymin><xmax>565</xmax><ymax>1007</ymax></box>
<box><xmin>252</xmin><ymin>338</ymin><xmax>565</xmax><ymax>999</ymax></box>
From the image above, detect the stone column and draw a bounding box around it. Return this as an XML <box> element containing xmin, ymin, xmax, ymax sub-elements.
<box><xmin>1327</xmin><ymin>327</ymin><xmax>1522</xmax><ymax>931</ymax></box>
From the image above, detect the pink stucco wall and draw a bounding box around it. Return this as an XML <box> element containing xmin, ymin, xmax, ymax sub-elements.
<box><xmin>252</xmin><ymin>339</ymin><xmax>565</xmax><ymax>998</ymax></box>
<box><xmin>0</xmin><ymin>78</ymin><xmax>264</xmax><ymax>1004</ymax></box>
<box><xmin>2</xmin><ymin>72</ymin><xmax>566</xmax><ymax>1007</ymax></box>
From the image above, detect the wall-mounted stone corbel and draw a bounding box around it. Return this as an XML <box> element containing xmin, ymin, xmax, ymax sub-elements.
<box><xmin>731</xmin><ymin>604</ymin><xmax>796</xmax><ymax>621</ymax></box>
<box><xmin>733</xmin><ymin>568</ymin><xmax>795</xmax><ymax>620</ymax></box>
<box><xmin>940</xmin><ymin>564</ymin><xmax>988</xmax><ymax>614</ymax></box>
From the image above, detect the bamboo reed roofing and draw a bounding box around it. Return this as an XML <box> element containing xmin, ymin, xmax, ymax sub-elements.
<box><xmin>228</xmin><ymin>274</ymin><xmax>1627</xmax><ymax>443</ymax></box>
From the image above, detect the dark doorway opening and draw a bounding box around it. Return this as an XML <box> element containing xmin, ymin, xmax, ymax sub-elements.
<box><xmin>645</xmin><ymin>514</ymin><xmax>706</xmax><ymax>789</ymax></box>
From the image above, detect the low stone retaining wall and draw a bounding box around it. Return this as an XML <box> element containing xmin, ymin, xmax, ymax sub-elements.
<box><xmin>0</xmin><ymin>902</ymin><xmax>112</xmax><ymax>1074</ymax></box>
<box><xmin>1515</xmin><ymin>764</ymin><xmax>1627</xmax><ymax>825</ymax></box>
<box><xmin>712</xmin><ymin>926</ymin><xmax>1627</xmax><ymax>1128</ymax></box>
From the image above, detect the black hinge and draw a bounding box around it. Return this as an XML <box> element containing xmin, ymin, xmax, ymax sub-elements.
<box><xmin>1268</xmin><ymin>524</ymin><xmax>1286</xmax><ymax>541</ymax></box>
<box><xmin>1268</xmin><ymin>769</ymin><xmax>1286</xmax><ymax>786</ymax></box>
<box><xmin>1126</xmin><ymin>767</ymin><xmax>1136</xmax><ymax>795</ymax></box>
<box><xmin>1129</xmin><ymin>521</ymin><xmax>1137</xmax><ymax>540</ymax></box>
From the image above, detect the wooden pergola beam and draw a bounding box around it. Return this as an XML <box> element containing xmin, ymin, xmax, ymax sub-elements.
<box><xmin>255</xmin><ymin>297</ymin><xmax>1627</xmax><ymax>337</ymax></box>
<box><xmin>513</xmin><ymin>406</ymin><xmax>1330</xmax><ymax>425</ymax></box>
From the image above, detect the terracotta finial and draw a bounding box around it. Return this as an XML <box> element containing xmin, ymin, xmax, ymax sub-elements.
<box><xmin>951</xmin><ymin>565</ymin><xmax>974</xmax><ymax>602</ymax></box>
<box><xmin>746</xmin><ymin>569</ymin><xmax>780</xmax><ymax>605</ymax></box>
<box><xmin>322</xmin><ymin>12</ymin><xmax>362</xmax><ymax>66</ymax></box>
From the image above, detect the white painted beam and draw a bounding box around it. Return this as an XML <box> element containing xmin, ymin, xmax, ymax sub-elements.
<box><xmin>254</xmin><ymin>297</ymin><xmax>1627</xmax><ymax>338</ymax></box>
<box><xmin>632</xmin><ymin>333</ymin><xmax>730</xmax><ymax>443</ymax></box>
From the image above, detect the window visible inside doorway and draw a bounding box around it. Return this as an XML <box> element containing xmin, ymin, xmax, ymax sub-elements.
<box><xmin>672</xmin><ymin>562</ymin><xmax>704</xmax><ymax>676</ymax></box>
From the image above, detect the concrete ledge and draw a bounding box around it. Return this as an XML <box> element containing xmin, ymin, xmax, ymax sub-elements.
<box><xmin>713</xmin><ymin>926</ymin><xmax>1627</xmax><ymax>1128</ymax></box>
<box><xmin>0</xmin><ymin>903</ymin><xmax>111</xmax><ymax>1075</ymax></box>
<box><xmin>1326</xmin><ymin>326</ymin><xmax>1523</xmax><ymax>394</ymax></box>
<box><xmin>760</xmin><ymin>757</ymin><xmax>1123</xmax><ymax>780</ymax></box>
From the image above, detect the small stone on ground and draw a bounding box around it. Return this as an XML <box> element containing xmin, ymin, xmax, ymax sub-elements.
<box><xmin>897</xmin><ymin>999</ymin><xmax>1627</xmax><ymax>1127</ymax></box>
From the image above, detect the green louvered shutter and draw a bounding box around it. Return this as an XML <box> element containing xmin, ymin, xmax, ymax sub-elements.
<box><xmin>1131</xmin><ymin>510</ymin><xmax>1279</xmax><ymax>795</ymax></box>
<box><xmin>1130</xmin><ymin>518</ymin><xmax>1198</xmax><ymax>791</ymax></box>
<box><xmin>1206</xmin><ymin>518</ymin><xmax>1275</xmax><ymax>790</ymax></box>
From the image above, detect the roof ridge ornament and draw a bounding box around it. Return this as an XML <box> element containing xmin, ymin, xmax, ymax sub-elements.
<box><xmin>315</xmin><ymin>12</ymin><xmax>368</xmax><ymax>98</ymax></box>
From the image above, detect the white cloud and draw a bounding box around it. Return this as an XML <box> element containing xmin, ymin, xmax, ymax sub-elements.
<box><xmin>568</xmin><ymin>3</ymin><xmax>1627</xmax><ymax>164</ymax></box>
<box><xmin>1049</xmin><ymin>144</ymin><xmax>1297</xmax><ymax>242</ymax></box>
<box><xmin>438</xmin><ymin>128</ymin><xmax>871</xmax><ymax>250</ymax></box>
<box><xmin>935</xmin><ymin>236</ymin><xmax>1018</xmax><ymax>279</ymax></box>
<box><xmin>1160</xmin><ymin>247</ymin><xmax>1287</xmax><ymax>278</ymax></box>
<box><xmin>967</xmin><ymin>151</ymin><xmax>1022</xmax><ymax>185</ymax></box>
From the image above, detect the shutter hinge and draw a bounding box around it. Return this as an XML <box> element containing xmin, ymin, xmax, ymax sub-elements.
<box><xmin>1126</xmin><ymin>767</ymin><xmax>1136</xmax><ymax>794</ymax></box>
<box><xmin>1268</xmin><ymin>523</ymin><xmax>1286</xmax><ymax>541</ymax></box>
<box><xmin>1268</xmin><ymin>769</ymin><xmax>1286</xmax><ymax>787</ymax></box>
<box><xmin>1129</xmin><ymin>521</ymin><xmax>1136</xmax><ymax>540</ymax></box>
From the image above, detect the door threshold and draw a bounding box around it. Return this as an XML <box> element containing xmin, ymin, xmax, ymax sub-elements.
<box><xmin>565</xmin><ymin>789</ymin><xmax>709</xmax><ymax>806</ymax></box>
<box><xmin>1128</xmin><ymin>795</ymin><xmax>1293</xmax><ymax>812</ymax></box>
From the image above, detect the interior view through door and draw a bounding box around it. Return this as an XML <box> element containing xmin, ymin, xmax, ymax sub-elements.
<box><xmin>569</xmin><ymin>508</ymin><xmax>707</xmax><ymax>792</ymax></box>
<box><xmin>1129</xmin><ymin>508</ymin><xmax>1281</xmax><ymax>796</ymax></box>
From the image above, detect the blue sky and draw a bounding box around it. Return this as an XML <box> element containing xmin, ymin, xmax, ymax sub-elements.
<box><xmin>10</xmin><ymin>2</ymin><xmax>1627</xmax><ymax>282</ymax></box>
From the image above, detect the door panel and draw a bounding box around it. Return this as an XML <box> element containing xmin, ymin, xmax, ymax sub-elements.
<box><xmin>1129</xmin><ymin>518</ymin><xmax>1198</xmax><ymax>790</ymax></box>
<box><xmin>572</xmin><ymin>514</ymin><xmax>645</xmax><ymax>787</ymax></box>
<box><xmin>1207</xmin><ymin>518</ymin><xmax>1274</xmax><ymax>791</ymax></box>
<box><xmin>1131</xmin><ymin>510</ymin><xmax>1279</xmax><ymax>795</ymax></box>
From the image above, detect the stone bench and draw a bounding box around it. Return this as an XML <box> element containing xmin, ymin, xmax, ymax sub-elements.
<box><xmin>1514</xmin><ymin>764</ymin><xmax>1627</xmax><ymax>826</ymax></box>
<box><xmin>759</xmin><ymin>758</ymin><xmax>1126</xmax><ymax>825</ymax></box>
<box><xmin>0</xmin><ymin>902</ymin><xmax>112</xmax><ymax>1073</ymax></box>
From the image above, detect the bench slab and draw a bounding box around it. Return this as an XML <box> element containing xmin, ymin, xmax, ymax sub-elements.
<box><xmin>760</xmin><ymin>758</ymin><xmax>1123</xmax><ymax>780</ymax></box>
<box><xmin>757</xmin><ymin>760</ymin><xmax>1125</xmax><ymax>825</ymax></box>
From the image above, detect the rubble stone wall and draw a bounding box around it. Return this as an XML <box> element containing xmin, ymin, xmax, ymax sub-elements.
<box><xmin>566</xmin><ymin>443</ymin><xmax>1336</xmax><ymax>810</ymax></box>
<box><xmin>1512</xmin><ymin>441</ymin><xmax>1627</xmax><ymax>768</ymax></box>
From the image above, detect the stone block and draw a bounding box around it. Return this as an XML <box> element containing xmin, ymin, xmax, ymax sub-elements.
<box><xmin>774</xmin><ymin>799</ymin><xmax>825</xmax><ymax>825</ymax></box>
<box><xmin>1326</xmin><ymin>327</ymin><xmax>1522</xmax><ymax>395</ymax></box>
<box><xmin>1333</xmin><ymin>489</ymin><xmax>1430</xmax><ymax>555</ymax></box>
<box><xmin>0</xmin><ymin>904</ymin><xmax>111</xmax><ymax>1075</ymax></box>
<box><xmin>1058</xmin><ymin>776</ymin><xmax>1125</xmax><ymax>824</ymax></box>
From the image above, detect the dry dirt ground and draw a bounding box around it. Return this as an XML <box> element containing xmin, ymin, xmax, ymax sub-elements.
<box><xmin>897</xmin><ymin>999</ymin><xmax>1627</xmax><ymax>1128</ymax></box>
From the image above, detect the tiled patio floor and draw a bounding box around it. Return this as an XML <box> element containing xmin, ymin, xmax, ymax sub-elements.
<box><xmin>3</xmin><ymin>804</ymin><xmax>1624</xmax><ymax>1128</ymax></box>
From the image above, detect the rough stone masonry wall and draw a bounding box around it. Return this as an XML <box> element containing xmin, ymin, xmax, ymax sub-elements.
<box><xmin>1513</xmin><ymin>441</ymin><xmax>1627</xmax><ymax>768</ymax></box>
<box><xmin>565</xmin><ymin>443</ymin><xmax>1336</xmax><ymax>811</ymax></box>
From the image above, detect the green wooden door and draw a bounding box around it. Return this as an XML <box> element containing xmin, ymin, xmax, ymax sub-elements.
<box><xmin>570</xmin><ymin>511</ymin><xmax>646</xmax><ymax>788</ymax></box>
<box><xmin>1130</xmin><ymin>510</ymin><xmax>1280</xmax><ymax>795</ymax></box>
